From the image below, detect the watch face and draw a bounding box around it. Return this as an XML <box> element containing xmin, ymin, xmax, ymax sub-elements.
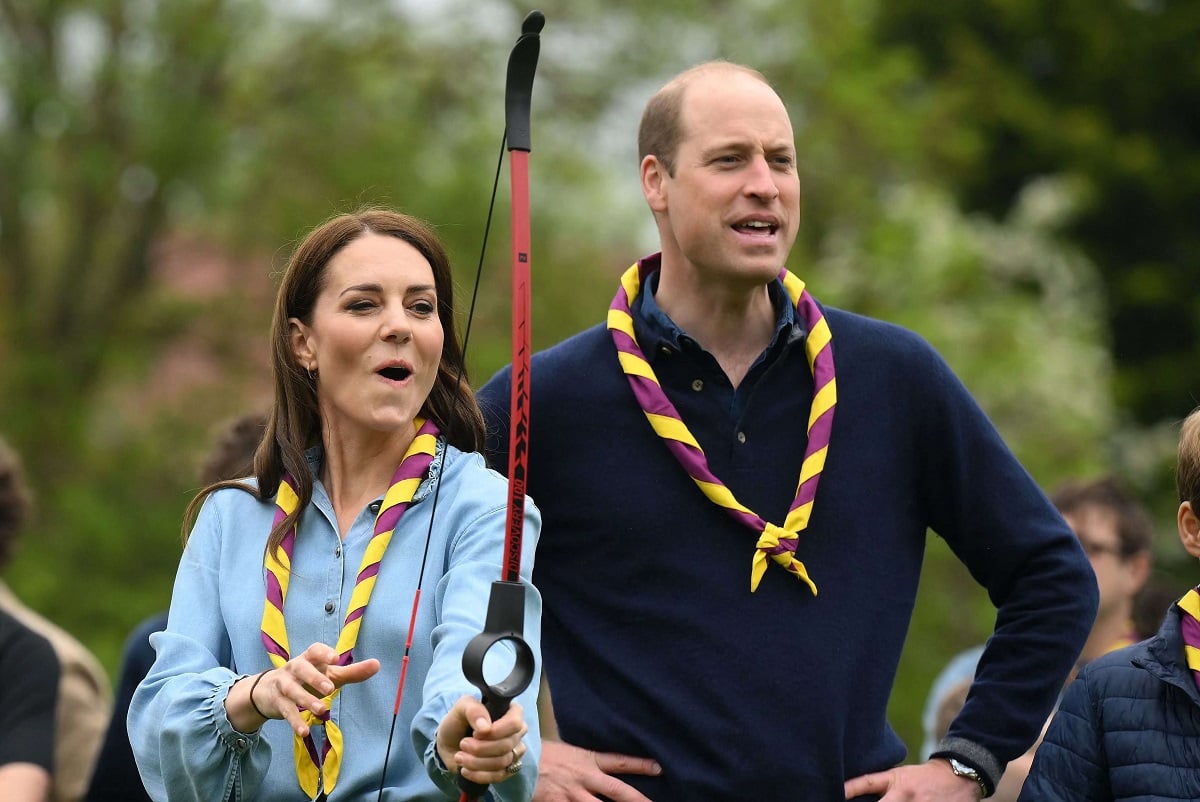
<box><xmin>949</xmin><ymin>759</ymin><xmax>986</xmax><ymax>793</ymax></box>
<box><xmin>950</xmin><ymin>759</ymin><xmax>977</xmax><ymax>777</ymax></box>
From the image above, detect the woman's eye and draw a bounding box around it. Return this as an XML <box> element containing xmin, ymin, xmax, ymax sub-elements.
<box><xmin>411</xmin><ymin>300</ymin><xmax>436</xmax><ymax>315</ymax></box>
<box><xmin>346</xmin><ymin>299</ymin><xmax>375</xmax><ymax>312</ymax></box>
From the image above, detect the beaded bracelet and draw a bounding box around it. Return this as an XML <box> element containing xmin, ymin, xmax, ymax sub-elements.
<box><xmin>248</xmin><ymin>669</ymin><xmax>272</xmax><ymax>719</ymax></box>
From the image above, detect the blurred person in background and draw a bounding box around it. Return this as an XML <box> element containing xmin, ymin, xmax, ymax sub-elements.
<box><xmin>0</xmin><ymin>435</ymin><xmax>111</xmax><ymax>802</ymax></box>
<box><xmin>0</xmin><ymin>607</ymin><xmax>61</xmax><ymax>802</ymax></box>
<box><xmin>85</xmin><ymin>411</ymin><xmax>268</xmax><ymax>801</ymax></box>
<box><xmin>1050</xmin><ymin>476</ymin><xmax>1154</xmax><ymax>664</ymax></box>
<box><xmin>128</xmin><ymin>209</ymin><xmax>541</xmax><ymax>801</ymax></box>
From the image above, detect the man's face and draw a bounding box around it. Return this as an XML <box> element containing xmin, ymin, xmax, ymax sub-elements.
<box><xmin>643</xmin><ymin>70</ymin><xmax>801</xmax><ymax>289</ymax></box>
<box><xmin>1063</xmin><ymin>504</ymin><xmax>1146</xmax><ymax>622</ymax></box>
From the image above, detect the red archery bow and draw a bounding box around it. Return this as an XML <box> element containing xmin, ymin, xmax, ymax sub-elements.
<box><xmin>455</xmin><ymin>11</ymin><xmax>544</xmax><ymax>802</ymax></box>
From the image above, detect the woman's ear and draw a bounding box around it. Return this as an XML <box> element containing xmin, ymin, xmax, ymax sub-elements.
<box><xmin>1178</xmin><ymin>501</ymin><xmax>1200</xmax><ymax>559</ymax></box>
<box><xmin>289</xmin><ymin>317</ymin><xmax>316</xmax><ymax>371</ymax></box>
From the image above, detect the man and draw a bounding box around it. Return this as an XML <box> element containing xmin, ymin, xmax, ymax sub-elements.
<box><xmin>1050</xmin><ymin>476</ymin><xmax>1153</xmax><ymax>663</ymax></box>
<box><xmin>0</xmin><ymin>436</ymin><xmax>111</xmax><ymax>802</ymax></box>
<box><xmin>478</xmin><ymin>61</ymin><xmax>1097</xmax><ymax>801</ymax></box>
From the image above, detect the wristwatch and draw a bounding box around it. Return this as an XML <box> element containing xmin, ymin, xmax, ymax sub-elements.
<box><xmin>948</xmin><ymin>758</ymin><xmax>989</xmax><ymax>798</ymax></box>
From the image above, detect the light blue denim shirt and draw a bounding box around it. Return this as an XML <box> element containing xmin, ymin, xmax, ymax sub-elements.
<box><xmin>129</xmin><ymin>441</ymin><xmax>542</xmax><ymax>801</ymax></box>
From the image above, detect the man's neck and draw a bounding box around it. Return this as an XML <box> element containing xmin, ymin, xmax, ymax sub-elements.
<box><xmin>654</xmin><ymin>273</ymin><xmax>777</xmax><ymax>388</ymax></box>
<box><xmin>1080</xmin><ymin>608</ymin><xmax>1136</xmax><ymax>664</ymax></box>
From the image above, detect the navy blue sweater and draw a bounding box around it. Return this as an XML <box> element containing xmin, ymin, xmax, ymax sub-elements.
<box><xmin>478</xmin><ymin>284</ymin><xmax>1096</xmax><ymax>801</ymax></box>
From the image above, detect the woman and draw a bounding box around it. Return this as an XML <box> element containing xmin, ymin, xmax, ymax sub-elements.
<box><xmin>129</xmin><ymin>210</ymin><xmax>541</xmax><ymax>801</ymax></box>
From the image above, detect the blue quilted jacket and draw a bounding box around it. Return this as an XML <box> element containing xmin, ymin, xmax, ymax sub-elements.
<box><xmin>1019</xmin><ymin>604</ymin><xmax>1200</xmax><ymax>801</ymax></box>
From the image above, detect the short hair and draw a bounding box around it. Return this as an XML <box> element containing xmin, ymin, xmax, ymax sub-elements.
<box><xmin>637</xmin><ymin>61</ymin><xmax>770</xmax><ymax>176</ymax></box>
<box><xmin>0</xmin><ymin>436</ymin><xmax>33</xmax><ymax>570</ymax></box>
<box><xmin>1179</xmin><ymin>406</ymin><xmax>1200</xmax><ymax>509</ymax></box>
<box><xmin>1050</xmin><ymin>475</ymin><xmax>1154</xmax><ymax>556</ymax></box>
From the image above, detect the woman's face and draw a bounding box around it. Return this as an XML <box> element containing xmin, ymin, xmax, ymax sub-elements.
<box><xmin>289</xmin><ymin>232</ymin><xmax>444</xmax><ymax>441</ymax></box>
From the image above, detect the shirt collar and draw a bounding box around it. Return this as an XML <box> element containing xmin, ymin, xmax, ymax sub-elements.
<box><xmin>631</xmin><ymin>253</ymin><xmax>801</xmax><ymax>356</ymax></box>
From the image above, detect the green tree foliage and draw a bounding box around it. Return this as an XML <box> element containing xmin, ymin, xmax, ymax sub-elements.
<box><xmin>875</xmin><ymin>0</ymin><xmax>1200</xmax><ymax>429</ymax></box>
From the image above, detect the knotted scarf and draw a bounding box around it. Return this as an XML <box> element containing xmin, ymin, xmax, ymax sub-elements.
<box><xmin>607</xmin><ymin>260</ymin><xmax>835</xmax><ymax>593</ymax></box>
<box><xmin>260</xmin><ymin>417</ymin><xmax>439</xmax><ymax>800</ymax></box>
<box><xmin>1177</xmin><ymin>585</ymin><xmax>1200</xmax><ymax>693</ymax></box>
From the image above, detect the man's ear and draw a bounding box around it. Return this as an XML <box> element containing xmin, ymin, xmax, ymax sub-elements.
<box><xmin>1127</xmin><ymin>548</ymin><xmax>1153</xmax><ymax>594</ymax></box>
<box><xmin>1178</xmin><ymin>501</ymin><xmax>1200</xmax><ymax>559</ymax></box>
<box><xmin>289</xmin><ymin>317</ymin><xmax>315</xmax><ymax>371</ymax></box>
<box><xmin>641</xmin><ymin>154</ymin><xmax>669</xmax><ymax>213</ymax></box>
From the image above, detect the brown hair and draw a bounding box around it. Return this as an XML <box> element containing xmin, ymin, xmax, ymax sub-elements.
<box><xmin>1179</xmin><ymin>406</ymin><xmax>1200</xmax><ymax>509</ymax></box>
<box><xmin>0</xmin><ymin>436</ymin><xmax>32</xmax><ymax>571</ymax></box>
<box><xmin>637</xmin><ymin>61</ymin><xmax>770</xmax><ymax>176</ymax></box>
<box><xmin>1050</xmin><ymin>475</ymin><xmax>1154</xmax><ymax>556</ymax></box>
<box><xmin>199</xmin><ymin>412</ymin><xmax>269</xmax><ymax>486</ymax></box>
<box><xmin>183</xmin><ymin>209</ymin><xmax>485</xmax><ymax>559</ymax></box>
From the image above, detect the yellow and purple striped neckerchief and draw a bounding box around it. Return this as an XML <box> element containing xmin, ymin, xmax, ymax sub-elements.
<box><xmin>1178</xmin><ymin>585</ymin><xmax>1200</xmax><ymax>692</ymax></box>
<box><xmin>260</xmin><ymin>417</ymin><xmax>439</xmax><ymax>800</ymax></box>
<box><xmin>607</xmin><ymin>260</ymin><xmax>836</xmax><ymax>593</ymax></box>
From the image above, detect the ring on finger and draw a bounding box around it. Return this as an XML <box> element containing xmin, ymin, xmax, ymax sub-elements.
<box><xmin>505</xmin><ymin>747</ymin><xmax>523</xmax><ymax>776</ymax></box>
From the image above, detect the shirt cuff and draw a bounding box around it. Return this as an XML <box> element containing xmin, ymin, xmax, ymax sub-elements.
<box><xmin>930</xmin><ymin>737</ymin><xmax>1001</xmax><ymax>798</ymax></box>
<box><xmin>209</xmin><ymin>673</ymin><xmax>264</xmax><ymax>756</ymax></box>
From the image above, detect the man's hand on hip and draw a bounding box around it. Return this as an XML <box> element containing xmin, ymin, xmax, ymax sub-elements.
<box><xmin>532</xmin><ymin>740</ymin><xmax>662</xmax><ymax>802</ymax></box>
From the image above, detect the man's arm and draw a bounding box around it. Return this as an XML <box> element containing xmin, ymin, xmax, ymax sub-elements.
<box><xmin>913</xmin><ymin>342</ymin><xmax>1098</xmax><ymax>784</ymax></box>
<box><xmin>0</xmin><ymin>614</ymin><xmax>59</xmax><ymax>802</ymax></box>
<box><xmin>844</xmin><ymin>759</ymin><xmax>984</xmax><ymax>801</ymax></box>
<box><xmin>0</xmin><ymin>763</ymin><xmax>52</xmax><ymax>802</ymax></box>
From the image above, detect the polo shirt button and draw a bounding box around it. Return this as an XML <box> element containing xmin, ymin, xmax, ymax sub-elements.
<box><xmin>691</xmin><ymin>379</ymin><xmax>704</xmax><ymax>391</ymax></box>
<box><xmin>659</xmin><ymin>346</ymin><xmax>671</xmax><ymax>356</ymax></box>
<box><xmin>737</xmin><ymin>431</ymin><xmax>747</xmax><ymax>444</ymax></box>
<box><xmin>324</xmin><ymin>601</ymin><xmax>335</xmax><ymax>614</ymax></box>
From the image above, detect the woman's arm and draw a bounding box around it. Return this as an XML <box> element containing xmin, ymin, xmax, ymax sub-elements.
<box><xmin>128</xmin><ymin>493</ymin><xmax>273</xmax><ymax>802</ymax></box>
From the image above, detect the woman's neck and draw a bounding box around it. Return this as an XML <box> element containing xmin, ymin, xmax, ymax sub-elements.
<box><xmin>319</xmin><ymin>419</ymin><xmax>416</xmax><ymax>538</ymax></box>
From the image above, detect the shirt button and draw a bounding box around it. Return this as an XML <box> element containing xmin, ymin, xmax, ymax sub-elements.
<box><xmin>324</xmin><ymin>601</ymin><xmax>335</xmax><ymax>614</ymax></box>
<box><xmin>334</xmin><ymin>546</ymin><xmax>341</xmax><ymax>558</ymax></box>
<box><xmin>691</xmin><ymin>379</ymin><xmax>704</xmax><ymax>392</ymax></box>
<box><xmin>234</xmin><ymin>737</ymin><xmax>248</xmax><ymax>751</ymax></box>
<box><xmin>659</xmin><ymin>346</ymin><xmax>671</xmax><ymax>356</ymax></box>
<box><xmin>737</xmin><ymin>431</ymin><xmax>747</xmax><ymax>444</ymax></box>
<box><xmin>369</xmin><ymin>501</ymin><xmax>381</xmax><ymax>513</ymax></box>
